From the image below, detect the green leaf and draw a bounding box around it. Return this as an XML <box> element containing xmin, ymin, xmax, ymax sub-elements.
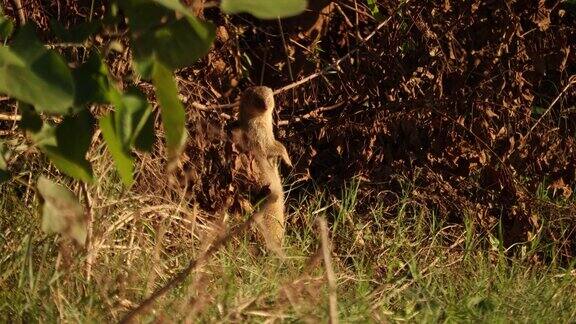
<box><xmin>121</xmin><ymin>0</ymin><xmax>215</xmax><ymax>76</ymax></box>
<box><xmin>42</xmin><ymin>146</ymin><xmax>94</xmax><ymax>184</ymax></box>
<box><xmin>56</xmin><ymin>109</ymin><xmax>95</xmax><ymax>167</ymax></box>
<box><xmin>37</xmin><ymin>176</ymin><xmax>87</xmax><ymax>246</ymax></box>
<box><xmin>110</xmin><ymin>87</ymin><xmax>155</xmax><ymax>151</ymax></box>
<box><xmin>531</xmin><ymin>106</ymin><xmax>546</xmax><ymax>117</ymax></box>
<box><xmin>151</xmin><ymin>0</ymin><xmax>195</xmax><ymax>17</ymax></box>
<box><xmin>118</xmin><ymin>87</ymin><xmax>155</xmax><ymax>151</ymax></box>
<box><xmin>220</xmin><ymin>0</ymin><xmax>307</xmax><ymax>19</ymax></box>
<box><xmin>152</xmin><ymin>62</ymin><xmax>187</xmax><ymax>168</ymax></box>
<box><xmin>29</xmin><ymin>123</ymin><xmax>57</xmax><ymax>147</ymax></box>
<box><xmin>133</xmin><ymin>17</ymin><xmax>215</xmax><ymax>75</ymax></box>
<box><xmin>0</xmin><ymin>25</ymin><xmax>75</xmax><ymax>114</ymax></box>
<box><xmin>50</xmin><ymin>19</ymin><xmax>101</xmax><ymax>43</ymax></box>
<box><xmin>99</xmin><ymin>87</ymin><xmax>155</xmax><ymax>187</ymax></box>
<box><xmin>73</xmin><ymin>52</ymin><xmax>112</xmax><ymax>105</ymax></box>
<box><xmin>99</xmin><ymin>113</ymin><xmax>135</xmax><ymax>187</ymax></box>
<box><xmin>366</xmin><ymin>0</ymin><xmax>384</xmax><ymax>21</ymax></box>
<box><xmin>0</xmin><ymin>142</ymin><xmax>9</xmax><ymax>183</ymax></box>
<box><xmin>19</xmin><ymin>102</ymin><xmax>42</xmax><ymax>132</ymax></box>
<box><xmin>25</xmin><ymin>109</ymin><xmax>95</xmax><ymax>183</ymax></box>
<box><xmin>119</xmin><ymin>0</ymin><xmax>171</xmax><ymax>33</ymax></box>
<box><xmin>133</xmin><ymin>106</ymin><xmax>155</xmax><ymax>152</ymax></box>
<box><xmin>0</xmin><ymin>15</ymin><xmax>14</xmax><ymax>40</ymax></box>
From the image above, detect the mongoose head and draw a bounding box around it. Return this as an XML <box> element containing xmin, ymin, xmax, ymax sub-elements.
<box><xmin>240</xmin><ymin>86</ymin><xmax>275</xmax><ymax>119</ymax></box>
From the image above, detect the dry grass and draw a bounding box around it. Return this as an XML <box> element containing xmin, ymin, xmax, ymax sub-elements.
<box><xmin>1</xmin><ymin>147</ymin><xmax>576</xmax><ymax>323</ymax></box>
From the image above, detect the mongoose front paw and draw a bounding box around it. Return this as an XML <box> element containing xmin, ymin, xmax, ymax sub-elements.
<box><xmin>272</xmin><ymin>140</ymin><xmax>292</xmax><ymax>168</ymax></box>
<box><xmin>282</xmin><ymin>154</ymin><xmax>293</xmax><ymax>168</ymax></box>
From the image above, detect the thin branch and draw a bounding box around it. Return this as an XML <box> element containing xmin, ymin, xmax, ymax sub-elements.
<box><xmin>190</xmin><ymin>101</ymin><xmax>237</xmax><ymax>111</ymax></box>
<box><xmin>278</xmin><ymin>99</ymin><xmax>351</xmax><ymax>126</ymax></box>
<box><xmin>277</xmin><ymin>18</ymin><xmax>294</xmax><ymax>82</ymax></box>
<box><xmin>187</xmin><ymin>10</ymin><xmax>395</xmax><ymax>110</ymax></box>
<box><xmin>523</xmin><ymin>75</ymin><xmax>576</xmax><ymax>143</ymax></box>
<box><xmin>318</xmin><ymin>217</ymin><xmax>338</xmax><ymax>324</ymax></box>
<box><xmin>45</xmin><ymin>42</ymin><xmax>87</xmax><ymax>49</ymax></box>
<box><xmin>274</xmin><ymin>14</ymin><xmax>394</xmax><ymax>95</ymax></box>
<box><xmin>334</xmin><ymin>3</ymin><xmax>354</xmax><ymax>28</ymax></box>
<box><xmin>119</xmin><ymin>214</ymin><xmax>258</xmax><ymax>324</ymax></box>
<box><xmin>10</xmin><ymin>0</ymin><xmax>26</xmax><ymax>25</ymax></box>
<box><xmin>190</xmin><ymin>102</ymin><xmax>233</xmax><ymax>120</ymax></box>
<box><xmin>81</xmin><ymin>183</ymin><xmax>95</xmax><ymax>282</ymax></box>
<box><xmin>0</xmin><ymin>113</ymin><xmax>21</xmax><ymax>121</ymax></box>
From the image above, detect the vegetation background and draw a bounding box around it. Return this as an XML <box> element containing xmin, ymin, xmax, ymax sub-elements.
<box><xmin>0</xmin><ymin>0</ymin><xmax>576</xmax><ymax>322</ymax></box>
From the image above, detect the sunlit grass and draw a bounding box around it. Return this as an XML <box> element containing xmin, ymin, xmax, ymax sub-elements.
<box><xmin>1</xmin><ymin>171</ymin><xmax>575</xmax><ymax>322</ymax></box>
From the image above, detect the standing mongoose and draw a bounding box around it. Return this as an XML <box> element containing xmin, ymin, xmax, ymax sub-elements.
<box><xmin>231</xmin><ymin>86</ymin><xmax>292</xmax><ymax>254</ymax></box>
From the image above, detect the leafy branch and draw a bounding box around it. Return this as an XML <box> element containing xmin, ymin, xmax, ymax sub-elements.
<box><xmin>0</xmin><ymin>0</ymin><xmax>306</xmax><ymax>249</ymax></box>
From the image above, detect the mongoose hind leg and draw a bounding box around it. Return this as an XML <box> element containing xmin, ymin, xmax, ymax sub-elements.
<box><xmin>253</xmin><ymin>190</ymin><xmax>286</xmax><ymax>256</ymax></box>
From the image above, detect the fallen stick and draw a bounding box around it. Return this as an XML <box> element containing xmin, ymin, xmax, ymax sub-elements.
<box><xmin>119</xmin><ymin>214</ymin><xmax>258</xmax><ymax>323</ymax></box>
<box><xmin>318</xmin><ymin>217</ymin><xmax>338</xmax><ymax>324</ymax></box>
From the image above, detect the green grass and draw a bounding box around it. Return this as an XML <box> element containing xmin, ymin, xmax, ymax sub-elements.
<box><xmin>1</xmin><ymin>174</ymin><xmax>575</xmax><ymax>323</ymax></box>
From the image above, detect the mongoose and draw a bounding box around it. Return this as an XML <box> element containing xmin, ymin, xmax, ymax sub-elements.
<box><xmin>231</xmin><ymin>86</ymin><xmax>292</xmax><ymax>253</ymax></box>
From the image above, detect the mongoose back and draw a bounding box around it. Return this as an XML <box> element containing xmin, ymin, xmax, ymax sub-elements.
<box><xmin>232</xmin><ymin>86</ymin><xmax>291</xmax><ymax>254</ymax></box>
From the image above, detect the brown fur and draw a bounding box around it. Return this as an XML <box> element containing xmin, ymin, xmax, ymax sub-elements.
<box><xmin>231</xmin><ymin>86</ymin><xmax>291</xmax><ymax>253</ymax></box>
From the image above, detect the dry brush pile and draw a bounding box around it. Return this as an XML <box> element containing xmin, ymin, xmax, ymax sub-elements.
<box><xmin>1</xmin><ymin>0</ymin><xmax>576</xmax><ymax>258</ymax></box>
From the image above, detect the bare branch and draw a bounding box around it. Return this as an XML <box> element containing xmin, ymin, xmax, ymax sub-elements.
<box><xmin>318</xmin><ymin>217</ymin><xmax>338</xmax><ymax>324</ymax></box>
